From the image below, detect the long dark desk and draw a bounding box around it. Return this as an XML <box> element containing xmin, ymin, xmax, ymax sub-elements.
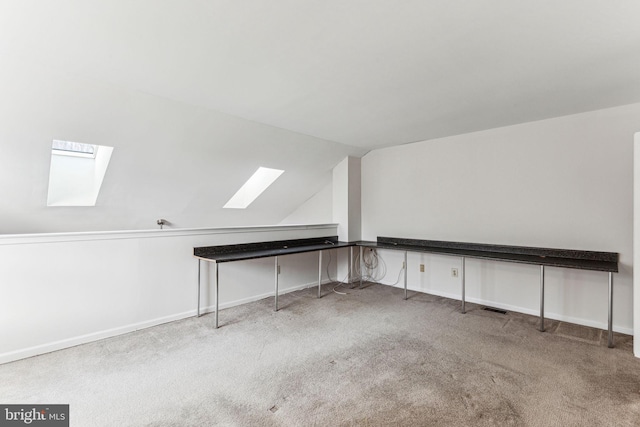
<box><xmin>194</xmin><ymin>236</ymin><xmax>619</xmax><ymax>347</ymax></box>
<box><xmin>357</xmin><ymin>237</ymin><xmax>618</xmax><ymax>347</ymax></box>
<box><xmin>194</xmin><ymin>236</ymin><xmax>351</xmax><ymax>328</ymax></box>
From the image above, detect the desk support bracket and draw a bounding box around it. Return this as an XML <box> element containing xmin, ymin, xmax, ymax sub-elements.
<box><xmin>539</xmin><ymin>265</ymin><xmax>545</xmax><ymax>332</ymax></box>
<box><xmin>349</xmin><ymin>247</ymin><xmax>353</xmax><ymax>287</ymax></box>
<box><xmin>318</xmin><ymin>251</ymin><xmax>323</xmax><ymax>298</ymax></box>
<box><xmin>275</xmin><ymin>256</ymin><xmax>279</xmax><ymax>312</ymax></box>
<box><xmin>214</xmin><ymin>261</ymin><xmax>219</xmax><ymax>329</ymax></box>
<box><xmin>461</xmin><ymin>257</ymin><xmax>466</xmax><ymax>314</ymax></box>
<box><xmin>359</xmin><ymin>246</ymin><xmax>364</xmax><ymax>288</ymax></box>
<box><xmin>197</xmin><ymin>259</ymin><xmax>201</xmax><ymax>318</ymax></box>
<box><xmin>608</xmin><ymin>272</ymin><xmax>614</xmax><ymax>348</ymax></box>
<box><xmin>403</xmin><ymin>251</ymin><xmax>408</xmax><ymax>300</ymax></box>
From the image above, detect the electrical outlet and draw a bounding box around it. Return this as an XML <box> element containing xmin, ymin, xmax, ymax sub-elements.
<box><xmin>451</xmin><ymin>268</ymin><xmax>458</xmax><ymax>278</ymax></box>
<box><xmin>420</xmin><ymin>264</ymin><xmax>425</xmax><ymax>272</ymax></box>
<box><xmin>402</xmin><ymin>261</ymin><xmax>406</xmax><ymax>268</ymax></box>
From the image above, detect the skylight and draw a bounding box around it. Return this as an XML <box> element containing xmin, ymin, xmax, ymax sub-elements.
<box><xmin>224</xmin><ymin>167</ymin><xmax>284</xmax><ymax>209</ymax></box>
<box><xmin>47</xmin><ymin>140</ymin><xmax>114</xmax><ymax>207</ymax></box>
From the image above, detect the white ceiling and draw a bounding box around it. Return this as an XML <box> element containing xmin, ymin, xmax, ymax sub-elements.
<box><xmin>1</xmin><ymin>0</ymin><xmax>639</xmax><ymax>149</ymax></box>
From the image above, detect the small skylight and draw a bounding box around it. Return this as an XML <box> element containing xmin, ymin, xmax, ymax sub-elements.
<box><xmin>224</xmin><ymin>167</ymin><xmax>284</xmax><ymax>209</ymax></box>
<box><xmin>47</xmin><ymin>139</ymin><xmax>114</xmax><ymax>207</ymax></box>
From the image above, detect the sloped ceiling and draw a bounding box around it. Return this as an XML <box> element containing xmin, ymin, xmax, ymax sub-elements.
<box><xmin>1</xmin><ymin>1</ymin><xmax>639</xmax><ymax>149</ymax></box>
<box><xmin>1</xmin><ymin>1</ymin><xmax>639</xmax><ymax>233</ymax></box>
<box><xmin>0</xmin><ymin>58</ymin><xmax>364</xmax><ymax>233</ymax></box>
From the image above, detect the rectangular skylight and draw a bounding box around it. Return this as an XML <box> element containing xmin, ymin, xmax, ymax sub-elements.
<box><xmin>224</xmin><ymin>167</ymin><xmax>284</xmax><ymax>209</ymax></box>
<box><xmin>47</xmin><ymin>140</ymin><xmax>114</xmax><ymax>207</ymax></box>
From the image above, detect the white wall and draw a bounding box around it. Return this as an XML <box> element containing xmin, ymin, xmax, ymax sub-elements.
<box><xmin>280</xmin><ymin>182</ymin><xmax>333</xmax><ymax>225</ymax></box>
<box><xmin>362</xmin><ymin>103</ymin><xmax>640</xmax><ymax>336</ymax></box>
<box><xmin>0</xmin><ymin>224</ymin><xmax>342</xmax><ymax>364</ymax></box>
<box><xmin>333</xmin><ymin>156</ymin><xmax>362</xmax><ymax>242</ymax></box>
<box><xmin>332</xmin><ymin>157</ymin><xmax>362</xmax><ymax>281</ymax></box>
<box><xmin>0</xmin><ymin>56</ymin><xmax>365</xmax><ymax>234</ymax></box>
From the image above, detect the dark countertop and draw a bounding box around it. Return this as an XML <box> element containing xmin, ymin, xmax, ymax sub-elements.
<box><xmin>357</xmin><ymin>241</ymin><xmax>618</xmax><ymax>272</ymax></box>
<box><xmin>194</xmin><ymin>236</ymin><xmax>618</xmax><ymax>272</ymax></box>
<box><xmin>375</xmin><ymin>236</ymin><xmax>618</xmax><ymax>262</ymax></box>
<box><xmin>194</xmin><ymin>236</ymin><xmax>353</xmax><ymax>262</ymax></box>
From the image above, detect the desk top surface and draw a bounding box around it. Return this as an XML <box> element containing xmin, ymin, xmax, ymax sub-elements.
<box><xmin>357</xmin><ymin>241</ymin><xmax>618</xmax><ymax>272</ymax></box>
<box><xmin>194</xmin><ymin>236</ymin><xmax>618</xmax><ymax>272</ymax></box>
<box><xmin>194</xmin><ymin>237</ymin><xmax>352</xmax><ymax>262</ymax></box>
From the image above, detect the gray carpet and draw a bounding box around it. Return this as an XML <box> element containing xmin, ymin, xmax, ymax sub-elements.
<box><xmin>1</xmin><ymin>283</ymin><xmax>638</xmax><ymax>426</ymax></box>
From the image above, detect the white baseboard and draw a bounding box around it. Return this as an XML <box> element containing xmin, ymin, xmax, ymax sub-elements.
<box><xmin>0</xmin><ymin>279</ymin><xmax>332</xmax><ymax>365</ymax></box>
<box><xmin>382</xmin><ymin>282</ymin><xmax>633</xmax><ymax>335</ymax></box>
<box><xmin>0</xmin><ymin>309</ymin><xmax>195</xmax><ymax>365</ymax></box>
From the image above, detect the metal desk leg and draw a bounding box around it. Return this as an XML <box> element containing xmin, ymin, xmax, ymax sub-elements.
<box><xmin>318</xmin><ymin>251</ymin><xmax>322</xmax><ymax>298</ymax></box>
<box><xmin>275</xmin><ymin>256</ymin><xmax>279</xmax><ymax>312</ymax></box>
<box><xmin>404</xmin><ymin>251</ymin><xmax>408</xmax><ymax>300</ymax></box>
<box><xmin>461</xmin><ymin>257</ymin><xmax>466</xmax><ymax>314</ymax></box>
<box><xmin>197</xmin><ymin>259</ymin><xmax>201</xmax><ymax>317</ymax></box>
<box><xmin>349</xmin><ymin>247</ymin><xmax>353</xmax><ymax>286</ymax></box>
<box><xmin>539</xmin><ymin>265</ymin><xmax>545</xmax><ymax>332</ymax></box>
<box><xmin>608</xmin><ymin>272</ymin><xmax>614</xmax><ymax>348</ymax></box>
<box><xmin>359</xmin><ymin>246</ymin><xmax>363</xmax><ymax>288</ymax></box>
<box><xmin>214</xmin><ymin>261</ymin><xmax>219</xmax><ymax>329</ymax></box>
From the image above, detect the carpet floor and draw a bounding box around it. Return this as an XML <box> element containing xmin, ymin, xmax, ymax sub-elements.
<box><xmin>1</xmin><ymin>283</ymin><xmax>638</xmax><ymax>426</ymax></box>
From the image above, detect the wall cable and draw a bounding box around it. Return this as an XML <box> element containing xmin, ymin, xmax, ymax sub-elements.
<box><xmin>321</xmin><ymin>245</ymin><xmax>403</xmax><ymax>293</ymax></box>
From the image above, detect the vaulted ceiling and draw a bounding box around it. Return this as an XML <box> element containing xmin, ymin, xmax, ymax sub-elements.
<box><xmin>1</xmin><ymin>1</ymin><xmax>640</xmax><ymax>234</ymax></box>
<box><xmin>2</xmin><ymin>1</ymin><xmax>639</xmax><ymax>149</ymax></box>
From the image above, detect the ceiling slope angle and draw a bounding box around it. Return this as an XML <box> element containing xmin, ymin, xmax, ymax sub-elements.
<box><xmin>0</xmin><ymin>51</ymin><xmax>366</xmax><ymax>234</ymax></box>
<box><xmin>0</xmin><ymin>1</ymin><xmax>639</xmax><ymax>150</ymax></box>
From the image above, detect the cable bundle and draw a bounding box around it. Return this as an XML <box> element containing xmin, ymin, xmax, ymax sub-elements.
<box><xmin>325</xmin><ymin>248</ymin><xmax>405</xmax><ymax>294</ymax></box>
